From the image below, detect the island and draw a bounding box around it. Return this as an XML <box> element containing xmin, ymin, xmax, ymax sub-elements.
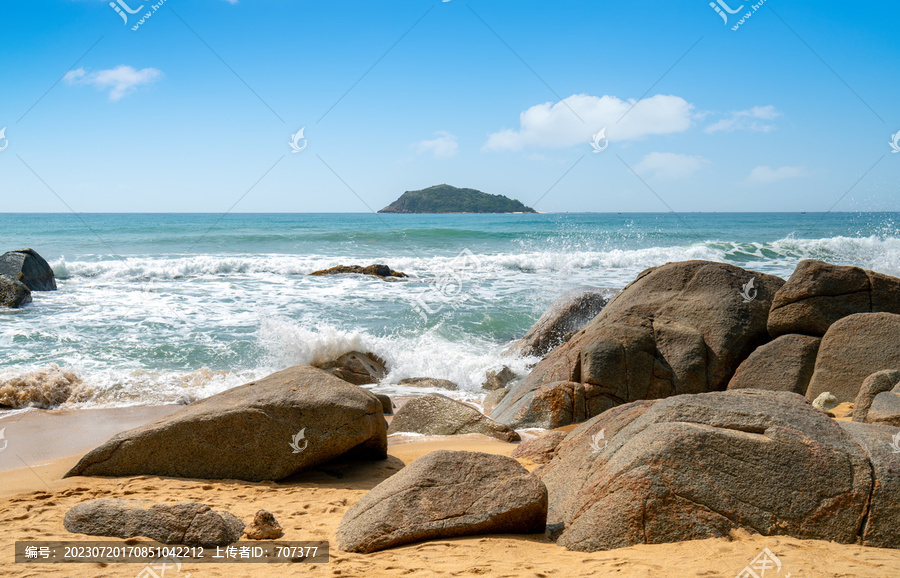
<box><xmin>378</xmin><ymin>184</ymin><xmax>537</xmax><ymax>214</ymax></box>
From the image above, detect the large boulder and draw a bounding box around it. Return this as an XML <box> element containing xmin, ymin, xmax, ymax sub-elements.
<box><xmin>64</xmin><ymin>499</ymin><xmax>244</xmax><ymax>547</ymax></box>
<box><xmin>538</xmin><ymin>390</ymin><xmax>874</xmax><ymax>552</ymax></box>
<box><xmin>65</xmin><ymin>366</ymin><xmax>388</xmax><ymax>481</ymax></box>
<box><xmin>313</xmin><ymin>351</ymin><xmax>387</xmax><ymax>385</ymax></box>
<box><xmin>768</xmin><ymin>260</ymin><xmax>900</xmax><ymax>338</ymax></box>
<box><xmin>853</xmin><ymin>370</ymin><xmax>900</xmax><ymax>423</ymax></box>
<box><xmin>0</xmin><ymin>249</ymin><xmax>57</xmax><ymax>291</ymax></box>
<box><xmin>492</xmin><ymin>261</ymin><xmax>785</xmax><ymax>428</ymax></box>
<box><xmin>387</xmin><ymin>394</ymin><xmax>520</xmax><ymax>442</ymax></box>
<box><xmin>726</xmin><ymin>334</ymin><xmax>820</xmax><ymax>394</ymax></box>
<box><xmin>0</xmin><ymin>274</ymin><xmax>31</xmax><ymax>308</ymax></box>
<box><xmin>505</xmin><ymin>287</ymin><xmax>609</xmax><ymax>358</ymax></box>
<box><xmin>336</xmin><ymin>450</ymin><xmax>547</xmax><ymax>552</ymax></box>
<box><xmin>805</xmin><ymin>313</ymin><xmax>900</xmax><ymax>404</ymax></box>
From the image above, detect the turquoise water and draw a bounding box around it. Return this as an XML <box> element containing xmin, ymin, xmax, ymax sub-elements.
<box><xmin>1</xmin><ymin>212</ymin><xmax>898</xmax><ymax>408</ymax></box>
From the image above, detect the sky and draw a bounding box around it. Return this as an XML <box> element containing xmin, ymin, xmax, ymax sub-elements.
<box><xmin>1</xmin><ymin>0</ymin><xmax>899</xmax><ymax>213</ymax></box>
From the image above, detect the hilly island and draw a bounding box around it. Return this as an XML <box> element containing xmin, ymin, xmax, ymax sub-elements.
<box><xmin>378</xmin><ymin>185</ymin><xmax>537</xmax><ymax>214</ymax></box>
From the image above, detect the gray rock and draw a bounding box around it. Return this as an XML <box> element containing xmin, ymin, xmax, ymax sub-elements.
<box><xmin>505</xmin><ymin>287</ymin><xmax>609</xmax><ymax>358</ymax></box>
<box><xmin>812</xmin><ymin>392</ymin><xmax>839</xmax><ymax>411</ymax></box>
<box><xmin>388</xmin><ymin>394</ymin><xmax>520</xmax><ymax>442</ymax></box>
<box><xmin>0</xmin><ymin>274</ymin><xmax>31</xmax><ymax>308</ymax></box>
<box><xmin>727</xmin><ymin>334</ymin><xmax>820</xmax><ymax>394</ymax></box>
<box><xmin>868</xmin><ymin>392</ymin><xmax>900</xmax><ymax>427</ymax></box>
<box><xmin>806</xmin><ymin>312</ymin><xmax>900</xmax><ymax>403</ymax></box>
<box><xmin>511</xmin><ymin>430</ymin><xmax>567</xmax><ymax>465</ymax></box>
<box><xmin>482</xmin><ymin>366</ymin><xmax>516</xmax><ymax>391</ymax></box>
<box><xmin>538</xmin><ymin>390</ymin><xmax>872</xmax><ymax>552</ymax></box>
<box><xmin>493</xmin><ymin>261</ymin><xmax>785</xmax><ymax>428</ymax></box>
<box><xmin>853</xmin><ymin>370</ymin><xmax>900</xmax><ymax>423</ymax></box>
<box><xmin>65</xmin><ymin>366</ymin><xmax>387</xmax><ymax>481</ymax></box>
<box><xmin>768</xmin><ymin>260</ymin><xmax>900</xmax><ymax>338</ymax></box>
<box><xmin>336</xmin><ymin>450</ymin><xmax>547</xmax><ymax>552</ymax></box>
<box><xmin>313</xmin><ymin>351</ymin><xmax>387</xmax><ymax>386</ymax></box>
<box><xmin>0</xmin><ymin>249</ymin><xmax>57</xmax><ymax>291</ymax></box>
<box><xmin>397</xmin><ymin>377</ymin><xmax>458</xmax><ymax>391</ymax></box>
<box><xmin>64</xmin><ymin>499</ymin><xmax>243</xmax><ymax>547</ymax></box>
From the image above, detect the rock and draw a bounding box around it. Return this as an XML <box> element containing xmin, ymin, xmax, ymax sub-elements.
<box><xmin>511</xmin><ymin>431</ymin><xmax>567</xmax><ymax>465</ymax></box>
<box><xmin>245</xmin><ymin>510</ymin><xmax>284</xmax><ymax>540</ymax></box>
<box><xmin>482</xmin><ymin>366</ymin><xmax>516</xmax><ymax>391</ymax></box>
<box><xmin>853</xmin><ymin>370</ymin><xmax>900</xmax><ymax>423</ymax></box>
<box><xmin>768</xmin><ymin>260</ymin><xmax>900</xmax><ymax>338</ymax></box>
<box><xmin>0</xmin><ymin>274</ymin><xmax>31</xmax><ymax>308</ymax></box>
<box><xmin>313</xmin><ymin>351</ymin><xmax>387</xmax><ymax>386</ymax></box>
<box><xmin>726</xmin><ymin>334</ymin><xmax>820</xmax><ymax>394</ymax></box>
<box><xmin>493</xmin><ymin>261</ymin><xmax>785</xmax><ymax>428</ymax></box>
<box><xmin>806</xmin><ymin>312</ymin><xmax>900</xmax><ymax>403</ymax></box>
<box><xmin>65</xmin><ymin>366</ymin><xmax>387</xmax><ymax>482</ymax></box>
<box><xmin>0</xmin><ymin>249</ymin><xmax>57</xmax><ymax>291</ymax></box>
<box><xmin>505</xmin><ymin>288</ymin><xmax>609</xmax><ymax>358</ymax></box>
<box><xmin>336</xmin><ymin>450</ymin><xmax>547</xmax><ymax>552</ymax></box>
<box><xmin>64</xmin><ymin>499</ymin><xmax>243</xmax><ymax>547</ymax></box>
<box><xmin>482</xmin><ymin>388</ymin><xmax>509</xmax><ymax>415</ymax></box>
<box><xmin>839</xmin><ymin>422</ymin><xmax>900</xmax><ymax>548</ymax></box>
<box><xmin>310</xmin><ymin>264</ymin><xmax>407</xmax><ymax>279</ymax></box>
<box><xmin>867</xmin><ymin>392</ymin><xmax>900</xmax><ymax>427</ymax></box>
<box><xmin>538</xmin><ymin>390</ymin><xmax>873</xmax><ymax>552</ymax></box>
<box><xmin>397</xmin><ymin>377</ymin><xmax>458</xmax><ymax>391</ymax></box>
<box><xmin>387</xmin><ymin>394</ymin><xmax>520</xmax><ymax>442</ymax></box>
<box><xmin>375</xmin><ymin>393</ymin><xmax>394</xmax><ymax>415</ymax></box>
<box><xmin>812</xmin><ymin>392</ymin><xmax>839</xmax><ymax>411</ymax></box>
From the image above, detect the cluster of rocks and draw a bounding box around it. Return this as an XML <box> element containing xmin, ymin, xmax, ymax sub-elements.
<box><xmin>0</xmin><ymin>249</ymin><xmax>57</xmax><ymax>308</ymax></box>
<box><xmin>310</xmin><ymin>264</ymin><xmax>407</xmax><ymax>279</ymax></box>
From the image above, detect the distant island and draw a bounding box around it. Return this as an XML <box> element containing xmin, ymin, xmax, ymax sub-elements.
<box><xmin>378</xmin><ymin>185</ymin><xmax>537</xmax><ymax>214</ymax></box>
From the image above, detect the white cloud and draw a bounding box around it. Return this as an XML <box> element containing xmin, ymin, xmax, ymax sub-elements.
<box><xmin>705</xmin><ymin>105</ymin><xmax>781</xmax><ymax>134</ymax></box>
<box><xmin>484</xmin><ymin>93</ymin><xmax>694</xmax><ymax>151</ymax></box>
<box><xmin>222</xmin><ymin>0</ymin><xmax>238</xmax><ymax>4</ymax></box>
<box><xmin>634</xmin><ymin>152</ymin><xmax>709</xmax><ymax>180</ymax></box>
<box><xmin>64</xmin><ymin>65</ymin><xmax>162</xmax><ymax>101</ymax></box>
<box><xmin>746</xmin><ymin>165</ymin><xmax>808</xmax><ymax>184</ymax></box>
<box><xmin>412</xmin><ymin>131</ymin><xmax>458</xmax><ymax>159</ymax></box>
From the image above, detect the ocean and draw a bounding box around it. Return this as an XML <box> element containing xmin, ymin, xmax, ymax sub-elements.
<box><xmin>1</xmin><ymin>212</ymin><xmax>898</xmax><ymax>411</ymax></box>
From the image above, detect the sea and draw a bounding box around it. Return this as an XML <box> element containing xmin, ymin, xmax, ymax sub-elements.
<box><xmin>1</xmin><ymin>212</ymin><xmax>898</xmax><ymax>412</ymax></box>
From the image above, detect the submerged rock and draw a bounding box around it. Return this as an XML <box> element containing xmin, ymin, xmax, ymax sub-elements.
<box><xmin>310</xmin><ymin>264</ymin><xmax>407</xmax><ymax>279</ymax></box>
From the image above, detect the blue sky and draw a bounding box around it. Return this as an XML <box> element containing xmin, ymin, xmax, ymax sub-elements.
<box><xmin>1</xmin><ymin>0</ymin><xmax>898</xmax><ymax>212</ymax></box>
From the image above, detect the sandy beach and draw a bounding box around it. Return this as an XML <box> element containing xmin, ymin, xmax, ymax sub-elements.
<box><xmin>1</xmin><ymin>404</ymin><xmax>897</xmax><ymax>578</ymax></box>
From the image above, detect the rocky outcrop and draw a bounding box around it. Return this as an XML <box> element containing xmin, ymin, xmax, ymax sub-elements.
<box><xmin>388</xmin><ymin>394</ymin><xmax>520</xmax><ymax>442</ymax></box>
<box><xmin>511</xmin><ymin>430</ymin><xmax>567</xmax><ymax>465</ymax></box>
<box><xmin>0</xmin><ymin>249</ymin><xmax>57</xmax><ymax>291</ymax></box>
<box><xmin>538</xmin><ymin>390</ymin><xmax>874</xmax><ymax>552</ymax></box>
<box><xmin>0</xmin><ymin>275</ymin><xmax>31</xmax><ymax>308</ymax></box>
<box><xmin>505</xmin><ymin>288</ymin><xmax>609</xmax><ymax>358</ymax></box>
<box><xmin>726</xmin><ymin>334</ymin><xmax>820</xmax><ymax>394</ymax></box>
<box><xmin>64</xmin><ymin>499</ymin><xmax>244</xmax><ymax>547</ymax></box>
<box><xmin>310</xmin><ymin>264</ymin><xmax>407</xmax><ymax>279</ymax></box>
<box><xmin>245</xmin><ymin>510</ymin><xmax>284</xmax><ymax>540</ymax></box>
<box><xmin>482</xmin><ymin>367</ymin><xmax>516</xmax><ymax>391</ymax></box>
<box><xmin>853</xmin><ymin>370</ymin><xmax>900</xmax><ymax>423</ymax></box>
<box><xmin>492</xmin><ymin>261</ymin><xmax>784</xmax><ymax>428</ymax></box>
<box><xmin>336</xmin><ymin>450</ymin><xmax>547</xmax><ymax>552</ymax></box>
<box><xmin>65</xmin><ymin>366</ymin><xmax>388</xmax><ymax>481</ymax></box>
<box><xmin>313</xmin><ymin>351</ymin><xmax>387</xmax><ymax>386</ymax></box>
<box><xmin>768</xmin><ymin>260</ymin><xmax>900</xmax><ymax>338</ymax></box>
<box><xmin>397</xmin><ymin>377</ymin><xmax>458</xmax><ymax>390</ymax></box>
<box><xmin>806</xmin><ymin>313</ymin><xmax>900</xmax><ymax>403</ymax></box>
